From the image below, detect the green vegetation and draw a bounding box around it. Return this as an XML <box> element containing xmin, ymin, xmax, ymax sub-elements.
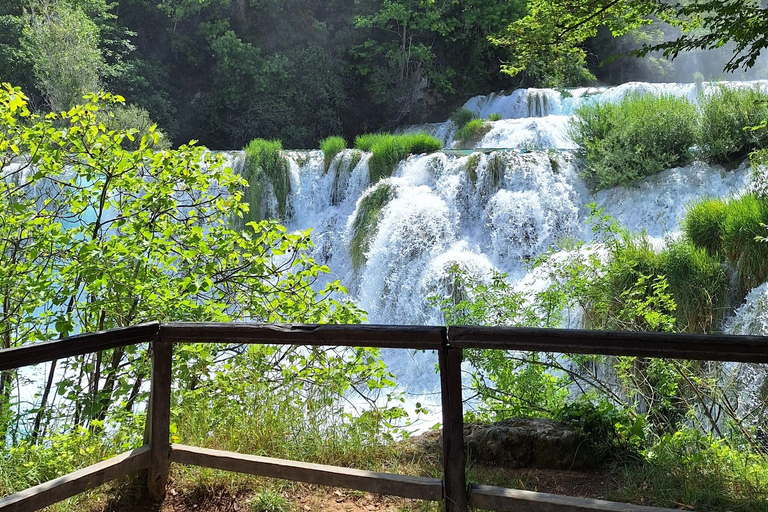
<box><xmin>684</xmin><ymin>193</ymin><xmax>768</xmax><ymax>296</ymax></box>
<box><xmin>698</xmin><ymin>86</ymin><xmax>768</xmax><ymax>164</ymax></box>
<box><xmin>450</xmin><ymin>108</ymin><xmax>476</xmax><ymax>128</ymax></box>
<box><xmin>243</xmin><ymin>139</ymin><xmax>291</xmax><ymax>221</ymax></box>
<box><xmin>684</xmin><ymin>198</ymin><xmax>727</xmax><ymax>257</ymax></box>
<box><xmin>0</xmin><ymin>84</ymin><xmax>399</xmax><ymax>508</ymax></box>
<box><xmin>455</xmin><ymin>119</ymin><xmax>491</xmax><ymax>147</ymax></box>
<box><xmin>349</xmin><ymin>182</ymin><xmax>395</xmax><ymax>270</ymax></box>
<box><xmin>720</xmin><ymin>194</ymin><xmax>768</xmax><ymax>294</ymax></box>
<box><xmin>611</xmin><ymin>429</ymin><xmax>768</xmax><ymax>512</ymax></box>
<box><xmin>570</xmin><ymin>95</ymin><xmax>697</xmax><ymax>190</ymax></box>
<box><xmin>354</xmin><ymin>133</ymin><xmax>442</xmax><ymax>183</ymax></box>
<box><xmin>320</xmin><ymin>136</ymin><xmax>347</xmax><ymax>173</ymax></box>
<box><xmin>488</xmin><ymin>113</ymin><xmax>503</xmax><ymax>121</ymax></box>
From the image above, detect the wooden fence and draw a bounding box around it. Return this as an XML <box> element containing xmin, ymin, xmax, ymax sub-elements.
<box><xmin>2</xmin><ymin>322</ymin><xmax>768</xmax><ymax>512</ymax></box>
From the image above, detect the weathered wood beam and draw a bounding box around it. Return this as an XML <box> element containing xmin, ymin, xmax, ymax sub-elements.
<box><xmin>468</xmin><ymin>484</ymin><xmax>693</xmax><ymax>511</ymax></box>
<box><xmin>160</xmin><ymin>323</ymin><xmax>444</xmax><ymax>350</ymax></box>
<box><xmin>169</xmin><ymin>444</ymin><xmax>443</xmax><ymax>501</ymax></box>
<box><xmin>0</xmin><ymin>446</ymin><xmax>150</xmax><ymax>512</ymax></box>
<box><xmin>0</xmin><ymin>322</ymin><xmax>160</xmax><ymax>371</ymax></box>
<box><xmin>449</xmin><ymin>326</ymin><xmax>768</xmax><ymax>363</ymax></box>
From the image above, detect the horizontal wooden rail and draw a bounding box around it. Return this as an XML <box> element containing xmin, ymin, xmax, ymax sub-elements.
<box><xmin>160</xmin><ymin>323</ymin><xmax>445</xmax><ymax>350</ymax></box>
<box><xmin>449</xmin><ymin>326</ymin><xmax>768</xmax><ymax>363</ymax></box>
<box><xmin>0</xmin><ymin>446</ymin><xmax>151</xmax><ymax>512</ymax></box>
<box><xmin>0</xmin><ymin>322</ymin><xmax>160</xmax><ymax>371</ymax></box>
<box><xmin>468</xmin><ymin>484</ymin><xmax>685</xmax><ymax>512</ymax></box>
<box><xmin>169</xmin><ymin>444</ymin><xmax>443</xmax><ymax>501</ymax></box>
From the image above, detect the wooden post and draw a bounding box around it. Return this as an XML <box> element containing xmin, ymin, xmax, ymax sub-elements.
<box><xmin>439</xmin><ymin>331</ymin><xmax>467</xmax><ymax>512</ymax></box>
<box><xmin>144</xmin><ymin>340</ymin><xmax>172</xmax><ymax>501</ymax></box>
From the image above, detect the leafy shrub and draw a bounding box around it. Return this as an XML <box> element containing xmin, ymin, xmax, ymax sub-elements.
<box><xmin>488</xmin><ymin>113</ymin><xmax>503</xmax><ymax>121</ymax></box>
<box><xmin>586</xmin><ymin>231</ymin><xmax>726</xmax><ymax>333</ymax></box>
<box><xmin>450</xmin><ymin>107</ymin><xmax>476</xmax><ymax>128</ymax></box>
<box><xmin>698</xmin><ymin>86</ymin><xmax>768</xmax><ymax>164</ymax></box>
<box><xmin>455</xmin><ymin>119</ymin><xmax>491</xmax><ymax>148</ymax></box>
<box><xmin>614</xmin><ymin>429</ymin><xmax>768</xmax><ymax>511</ymax></box>
<box><xmin>243</xmin><ymin>138</ymin><xmax>290</xmax><ymax>220</ymax></box>
<box><xmin>684</xmin><ymin>198</ymin><xmax>728</xmax><ymax>256</ymax></box>
<box><xmin>721</xmin><ymin>193</ymin><xmax>768</xmax><ymax>294</ymax></box>
<box><xmin>349</xmin><ymin>182</ymin><xmax>395</xmax><ymax>269</ymax></box>
<box><xmin>320</xmin><ymin>135</ymin><xmax>347</xmax><ymax>173</ymax></box>
<box><xmin>571</xmin><ymin>94</ymin><xmax>697</xmax><ymax>190</ymax></box>
<box><xmin>556</xmin><ymin>398</ymin><xmax>645</xmax><ymax>461</ymax></box>
<box><xmin>354</xmin><ymin>133</ymin><xmax>442</xmax><ymax>183</ymax></box>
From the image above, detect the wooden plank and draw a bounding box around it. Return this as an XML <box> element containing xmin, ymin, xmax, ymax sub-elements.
<box><xmin>449</xmin><ymin>326</ymin><xmax>768</xmax><ymax>363</ymax></box>
<box><xmin>160</xmin><ymin>323</ymin><xmax>443</xmax><ymax>350</ymax></box>
<box><xmin>146</xmin><ymin>340</ymin><xmax>172</xmax><ymax>501</ymax></box>
<box><xmin>0</xmin><ymin>323</ymin><xmax>160</xmax><ymax>371</ymax></box>
<box><xmin>439</xmin><ymin>342</ymin><xmax>467</xmax><ymax>512</ymax></box>
<box><xmin>0</xmin><ymin>446</ymin><xmax>150</xmax><ymax>512</ymax></box>
<box><xmin>468</xmin><ymin>484</ymin><xmax>692</xmax><ymax>512</ymax></box>
<box><xmin>169</xmin><ymin>444</ymin><xmax>443</xmax><ymax>501</ymax></box>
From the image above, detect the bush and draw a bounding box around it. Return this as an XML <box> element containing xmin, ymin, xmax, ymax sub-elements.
<box><xmin>698</xmin><ymin>86</ymin><xmax>768</xmax><ymax>165</ymax></box>
<box><xmin>455</xmin><ymin>119</ymin><xmax>491</xmax><ymax>148</ymax></box>
<box><xmin>450</xmin><ymin>107</ymin><xmax>476</xmax><ymax>129</ymax></box>
<box><xmin>243</xmin><ymin>138</ymin><xmax>290</xmax><ymax>221</ymax></box>
<box><xmin>488</xmin><ymin>113</ymin><xmax>503</xmax><ymax>121</ymax></box>
<box><xmin>571</xmin><ymin>94</ymin><xmax>698</xmax><ymax>190</ymax></box>
<box><xmin>684</xmin><ymin>198</ymin><xmax>728</xmax><ymax>257</ymax></box>
<box><xmin>320</xmin><ymin>136</ymin><xmax>346</xmax><ymax>173</ymax></box>
<box><xmin>721</xmin><ymin>193</ymin><xmax>768</xmax><ymax>294</ymax></box>
<box><xmin>349</xmin><ymin>182</ymin><xmax>394</xmax><ymax>269</ymax></box>
<box><xmin>354</xmin><ymin>133</ymin><xmax>442</xmax><ymax>183</ymax></box>
<box><xmin>589</xmin><ymin>233</ymin><xmax>726</xmax><ymax>333</ymax></box>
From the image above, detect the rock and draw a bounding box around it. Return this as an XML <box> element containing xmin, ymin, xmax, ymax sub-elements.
<box><xmin>463</xmin><ymin>418</ymin><xmax>598</xmax><ymax>470</ymax></box>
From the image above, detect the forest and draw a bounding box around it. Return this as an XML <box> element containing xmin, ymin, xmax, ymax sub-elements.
<box><xmin>4</xmin><ymin>1</ymin><xmax>768</xmax><ymax>511</ymax></box>
<box><xmin>3</xmin><ymin>0</ymin><xmax>763</xmax><ymax>150</ymax></box>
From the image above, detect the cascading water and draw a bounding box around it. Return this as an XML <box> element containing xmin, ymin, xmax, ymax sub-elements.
<box><xmin>229</xmin><ymin>81</ymin><xmax>768</xmax><ymax>420</ymax></box>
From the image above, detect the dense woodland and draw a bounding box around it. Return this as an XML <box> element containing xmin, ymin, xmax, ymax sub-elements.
<box><xmin>3</xmin><ymin>0</ymin><xmax>762</xmax><ymax>150</ymax></box>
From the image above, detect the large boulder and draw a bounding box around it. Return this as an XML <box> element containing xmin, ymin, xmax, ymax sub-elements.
<box><xmin>463</xmin><ymin>418</ymin><xmax>598</xmax><ymax>470</ymax></box>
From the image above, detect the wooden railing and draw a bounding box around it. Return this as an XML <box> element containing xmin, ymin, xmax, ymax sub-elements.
<box><xmin>2</xmin><ymin>322</ymin><xmax>768</xmax><ymax>512</ymax></box>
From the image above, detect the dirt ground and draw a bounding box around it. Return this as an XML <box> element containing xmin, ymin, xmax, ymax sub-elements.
<box><xmin>91</xmin><ymin>466</ymin><xmax>617</xmax><ymax>512</ymax></box>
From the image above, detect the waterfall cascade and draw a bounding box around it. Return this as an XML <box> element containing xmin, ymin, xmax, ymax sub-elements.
<box><xmin>234</xmin><ymin>81</ymin><xmax>768</xmax><ymax>405</ymax></box>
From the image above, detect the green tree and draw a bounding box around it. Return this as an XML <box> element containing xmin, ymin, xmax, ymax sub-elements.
<box><xmin>0</xmin><ymin>82</ymin><xmax>392</xmax><ymax>445</ymax></box>
<box><xmin>22</xmin><ymin>1</ymin><xmax>103</xmax><ymax>111</ymax></box>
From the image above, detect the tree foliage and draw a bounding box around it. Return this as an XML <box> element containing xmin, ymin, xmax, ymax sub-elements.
<box><xmin>0</xmin><ymin>83</ymin><xmax>396</xmax><ymax>447</ymax></box>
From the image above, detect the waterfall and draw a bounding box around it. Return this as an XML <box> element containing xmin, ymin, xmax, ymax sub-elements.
<box><xmin>228</xmin><ymin>81</ymin><xmax>768</xmax><ymax>409</ymax></box>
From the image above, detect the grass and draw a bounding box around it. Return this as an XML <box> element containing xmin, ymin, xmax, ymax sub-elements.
<box><xmin>698</xmin><ymin>85</ymin><xmax>768</xmax><ymax>165</ymax></box>
<box><xmin>488</xmin><ymin>113</ymin><xmax>502</xmax><ymax>122</ymax></box>
<box><xmin>320</xmin><ymin>136</ymin><xmax>347</xmax><ymax>173</ymax></box>
<box><xmin>684</xmin><ymin>198</ymin><xmax>728</xmax><ymax>257</ymax></box>
<box><xmin>454</xmin><ymin>119</ymin><xmax>491</xmax><ymax>148</ymax></box>
<box><xmin>570</xmin><ymin>94</ymin><xmax>698</xmax><ymax>190</ymax></box>
<box><xmin>354</xmin><ymin>133</ymin><xmax>441</xmax><ymax>184</ymax></box>
<box><xmin>592</xmin><ymin>234</ymin><xmax>727</xmax><ymax>333</ymax></box>
<box><xmin>450</xmin><ymin>107</ymin><xmax>475</xmax><ymax>129</ymax></box>
<box><xmin>683</xmin><ymin>192</ymin><xmax>768</xmax><ymax>301</ymax></box>
<box><xmin>243</xmin><ymin>138</ymin><xmax>291</xmax><ymax>221</ymax></box>
<box><xmin>349</xmin><ymin>182</ymin><xmax>394</xmax><ymax>270</ymax></box>
<box><xmin>660</xmin><ymin>239</ymin><xmax>728</xmax><ymax>333</ymax></box>
<box><xmin>720</xmin><ymin>193</ymin><xmax>768</xmax><ymax>294</ymax></box>
<box><xmin>609</xmin><ymin>429</ymin><xmax>768</xmax><ymax>512</ymax></box>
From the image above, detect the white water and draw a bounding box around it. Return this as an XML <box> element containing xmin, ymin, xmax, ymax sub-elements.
<box><xmin>225</xmin><ymin>81</ymin><xmax>768</xmax><ymax>419</ymax></box>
